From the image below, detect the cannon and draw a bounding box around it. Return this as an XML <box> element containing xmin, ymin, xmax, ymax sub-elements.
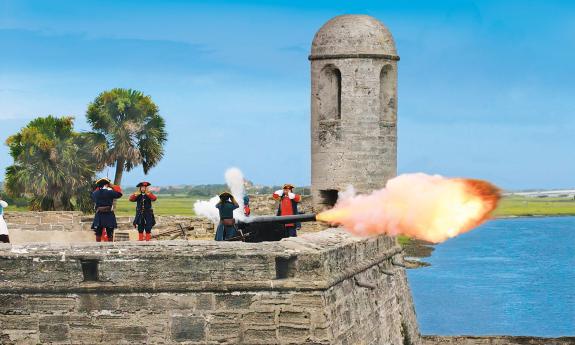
<box><xmin>226</xmin><ymin>214</ymin><xmax>317</xmax><ymax>242</ymax></box>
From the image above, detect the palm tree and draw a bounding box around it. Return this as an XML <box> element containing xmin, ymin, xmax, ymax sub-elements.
<box><xmin>86</xmin><ymin>88</ymin><xmax>167</xmax><ymax>186</ymax></box>
<box><xmin>4</xmin><ymin>116</ymin><xmax>103</xmax><ymax>211</ymax></box>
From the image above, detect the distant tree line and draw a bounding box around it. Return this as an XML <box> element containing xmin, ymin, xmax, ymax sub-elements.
<box><xmin>150</xmin><ymin>185</ymin><xmax>311</xmax><ymax>198</ymax></box>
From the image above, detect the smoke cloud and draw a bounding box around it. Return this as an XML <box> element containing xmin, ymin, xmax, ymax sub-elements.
<box><xmin>317</xmin><ymin>173</ymin><xmax>501</xmax><ymax>243</ymax></box>
<box><xmin>193</xmin><ymin>167</ymin><xmax>248</xmax><ymax>223</ymax></box>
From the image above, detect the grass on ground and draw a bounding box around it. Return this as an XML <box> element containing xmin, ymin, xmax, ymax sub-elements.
<box><xmin>493</xmin><ymin>196</ymin><xmax>575</xmax><ymax>217</ymax></box>
<box><xmin>114</xmin><ymin>195</ymin><xmax>200</xmax><ymax>216</ymax></box>
<box><xmin>5</xmin><ymin>195</ymin><xmax>201</xmax><ymax>216</ymax></box>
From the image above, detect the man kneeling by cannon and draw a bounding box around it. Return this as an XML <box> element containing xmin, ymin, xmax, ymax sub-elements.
<box><xmin>214</xmin><ymin>192</ymin><xmax>239</xmax><ymax>241</ymax></box>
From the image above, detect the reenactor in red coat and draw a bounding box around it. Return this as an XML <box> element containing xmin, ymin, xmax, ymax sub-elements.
<box><xmin>272</xmin><ymin>184</ymin><xmax>302</xmax><ymax>237</ymax></box>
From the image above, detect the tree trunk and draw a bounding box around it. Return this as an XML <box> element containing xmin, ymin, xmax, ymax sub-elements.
<box><xmin>48</xmin><ymin>185</ymin><xmax>62</xmax><ymax>210</ymax></box>
<box><xmin>113</xmin><ymin>158</ymin><xmax>125</xmax><ymax>207</ymax></box>
<box><xmin>114</xmin><ymin>158</ymin><xmax>125</xmax><ymax>186</ymax></box>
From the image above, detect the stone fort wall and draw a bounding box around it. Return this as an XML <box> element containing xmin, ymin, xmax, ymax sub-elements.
<box><xmin>3</xmin><ymin>212</ymin><xmax>214</xmax><ymax>242</ymax></box>
<box><xmin>0</xmin><ymin>229</ymin><xmax>420</xmax><ymax>345</ymax></box>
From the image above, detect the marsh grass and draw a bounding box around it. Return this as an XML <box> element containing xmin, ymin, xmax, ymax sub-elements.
<box><xmin>493</xmin><ymin>196</ymin><xmax>575</xmax><ymax>217</ymax></box>
<box><xmin>113</xmin><ymin>195</ymin><xmax>200</xmax><ymax>216</ymax></box>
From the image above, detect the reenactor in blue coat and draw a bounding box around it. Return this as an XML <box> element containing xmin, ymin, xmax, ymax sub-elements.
<box><xmin>214</xmin><ymin>192</ymin><xmax>239</xmax><ymax>241</ymax></box>
<box><xmin>129</xmin><ymin>181</ymin><xmax>157</xmax><ymax>241</ymax></box>
<box><xmin>91</xmin><ymin>178</ymin><xmax>123</xmax><ymax>242</ymax></box>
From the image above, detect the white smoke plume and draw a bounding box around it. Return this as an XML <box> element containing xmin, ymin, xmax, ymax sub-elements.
<box><xmin>193</xmin><ymin>167</ymin><xmax>247</xmax><ymax>223</ymax></box>
<box><xmin>225</xmin><ymin>167</ymin><xmax>247</xmax><ymax>220</ymax></box>
<box><xmin>192</xmin><ymin>195</ymin><xmax>221</xmax><ymax>223</ymax></box>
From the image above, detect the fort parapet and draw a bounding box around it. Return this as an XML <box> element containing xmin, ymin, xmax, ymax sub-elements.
<box><xmin>0</xmin><ymin>229</ymin><xmax>420</xmax><ymax>344</ymax></box>
<box><xmin>2</xmin><ymin>195</ymin><xmax>316</xmax><ymax>244</ymax></box>
<box><xmin>3</xmin><ymin>211</ymin><xmax>215</xmax><ymax>242</ymax></box>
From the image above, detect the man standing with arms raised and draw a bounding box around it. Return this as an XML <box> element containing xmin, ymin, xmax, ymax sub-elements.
<box><xmin>273</xmin><ymin>184</ymin><xmax>302</xmax><ymax>237</ymax></box>
<box><xmin>129</xmin><ymin>181</ymin><xmax>157</xmax><ymax>241</ymax></box>
<box><xmin>91</xmin><ymin>178</ymin><xmax>123</xmax><ymax>242</ymax></box>
<box><xmin>214</xmin><ymin>192</ymin><xmax>239</xmax><ymax>241</ymax></box>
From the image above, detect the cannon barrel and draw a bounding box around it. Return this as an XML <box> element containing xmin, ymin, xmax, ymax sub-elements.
<box><xmin>237</xmin><ymin>213</ymin><xmax>316</xmax><ymax>226</ymax></box>
<box><xmin>231</xmin><ymin>213</ymin><xmax>318</xmax><ymax>242</ymax></box>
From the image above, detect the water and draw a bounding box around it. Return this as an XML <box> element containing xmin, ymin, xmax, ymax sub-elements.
<box><xmin>406</xmin><ymin>216</ymin><xmax>575</xmax><ymax>337</ymax></box>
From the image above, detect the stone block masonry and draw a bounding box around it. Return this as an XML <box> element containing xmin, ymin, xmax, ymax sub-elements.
<box><xmin>0</xmin><ymin>229</ymin><xmax>421</xmax><ymax>344</ymax></box>
<box><xmin>310</xmin><ymin>15</ymin><xmax>399</xmax><ymax>210</ymax></box>
<box><xmin>3</xmin><ymin>212</ymin><xmax>215</xmax><ymax>242</ymax></box>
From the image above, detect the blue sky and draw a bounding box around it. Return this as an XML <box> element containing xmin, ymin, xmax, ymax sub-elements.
<box><xmin>0</xmin><ymin>0</ymin><xmax>573</xmax><ymax>190</ymax></box>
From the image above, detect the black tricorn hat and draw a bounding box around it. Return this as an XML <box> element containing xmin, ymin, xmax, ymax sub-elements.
<box><xmin>219</xmin><ymin>192</ymin><xmax>233</xmax><ymax>199</ymax></box>
<box><xmin>136</xmin><ymin>181</ymin><xmax>151</xmax><ymax>187</ymax></box>
<box><xmin>95</xmin><ymin>177</ymin><xmax>111</xmax><ymax>188</ymax></box>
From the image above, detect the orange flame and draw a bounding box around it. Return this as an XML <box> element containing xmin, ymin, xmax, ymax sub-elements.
<box><xmin>316</xmin><ymin>173</ymin><xmax>501</xmax><ymax>243</ymax></box>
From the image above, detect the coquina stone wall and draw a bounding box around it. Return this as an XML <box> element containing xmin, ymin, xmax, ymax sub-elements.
<box><xmin>3</xmin><ymin>212</ymin><xmax>215</xmax><ymax>243</ymax></box>
<box><xmin>4</xmin><ymin>212</ymin><xmax>214</xmax><ymax>233</ymax></box>
<box><xmin>310</xmin><ymin>15</ymin><xmax>399</xmax><ymax>210</ymax></box>
<box><xmin>0</xmin><ymin>229</ymin><xmax>420</xmax><ymax>345</ymax></box>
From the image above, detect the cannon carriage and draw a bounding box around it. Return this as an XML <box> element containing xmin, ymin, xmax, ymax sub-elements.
<box><xmin>226</xmin><ymin>213</ymin><xmax>317</xmax><ymax>242</ymax></box>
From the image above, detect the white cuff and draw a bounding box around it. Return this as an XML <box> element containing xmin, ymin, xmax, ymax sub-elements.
<box><xmin>274</xmin><ymin>190</ymin><xmax>283</xmax><ymax>196</ymax></box>
<box><xmin>288</xmin><ymin>192</ymin><xmax>295</xmax><ymax>199</ymax></box>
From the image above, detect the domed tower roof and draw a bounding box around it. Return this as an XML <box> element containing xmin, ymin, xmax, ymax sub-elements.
<box><xmin>310</xmin><ymin>15</ymin><xmax>398</xmax><ymax>58</ymax></box>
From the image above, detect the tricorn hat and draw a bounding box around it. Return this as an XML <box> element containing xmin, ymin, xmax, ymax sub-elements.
<box><xmin>136</xmin><ymin>181</ymin><xmax>151</xmax><ymax>187</ymax></box>
<box><xmin>282</xmin><ymin>183</ymin><xmax>295</xmax><ymax>190</ymax></box>
<box><xmin>95</xmin><ymin>177</ymin><xmax>111</xmax><ymax>188</ymax></box>
<box><xmin>219</xmin><ymin>192</ymin><xmax>233</xmax><ymax>199</ymax></box>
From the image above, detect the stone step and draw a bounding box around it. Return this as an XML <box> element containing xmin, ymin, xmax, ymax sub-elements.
<box><xmin>114</xmin><ymin>231</ymin><xmax>130</xmax><ymax>242</ymax></box>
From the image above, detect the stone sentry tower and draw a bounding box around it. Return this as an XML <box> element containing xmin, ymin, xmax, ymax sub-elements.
<box><xmin>310</xmin><ymin>15</ymin><xmax>399</xmax><ymax>209</ymax></box>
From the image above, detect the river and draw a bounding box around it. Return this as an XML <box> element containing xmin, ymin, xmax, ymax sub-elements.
<box><xmin>406</xmin><ymin>216</ymin><xmax>575</xmax><ymax>337</ymax></box>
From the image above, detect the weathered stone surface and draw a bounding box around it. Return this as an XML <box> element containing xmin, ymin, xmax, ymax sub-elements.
<box><xmin>3</xmin><ymin>211</ymin><xmax>216</xmax><ymax>242</ymax></box>
<box><xmin>243</xmin><ymin>311</ymin><xmax>275</xmax><ymax>325</ymax></box>
<box><xmin>38</xmin><ymin>323</ymin><xmax>70</xmax><ymax>343</ymax></box>
<box><xmin>310</xmin><ymin>15</ymin><xmax>398</xmax><ymax>210</ymax></box>
<box><xmin>170</xmin><ymin>315</ymin><xmax>206</xmax><ymax>342</ymax></box>
<box><xmin>0</xmin><ymin>229</ymin><xmax>419</xmax><ymax>344</ymax></box>
<box><xmin>311</xmin><ymin>15</ymin><xmax>397</xmax><ymax>57</ymax></box>
<box><xmin>242</xmin><ymin>327</ymin><xmax>278</xmax><ymax>344</ymax></box>
<box><xmin>216</xmin><ymin>293</ymin><xmax>254</xmax><ymax>310</ymax></box>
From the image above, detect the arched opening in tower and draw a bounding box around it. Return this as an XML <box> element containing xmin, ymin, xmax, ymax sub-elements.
<box><xmin>318</xmin><ymin>65</ymin><xmax>341</xmax><ymax>121</ymax></box>
<box><xmin>319</xmin><ymin>189</ymin><xmax>339</xmax><ymax>207</ymax></box>
<box><xmin>380</xmin><ymin>64</ymin><xmax>395</xmax><ymax>122</ymax></box>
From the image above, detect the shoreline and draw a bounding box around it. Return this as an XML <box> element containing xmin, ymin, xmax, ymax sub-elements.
<box><xmin>495</xmin><ymin>214</ymin><xmax>575</xmax><ymax>219</ymax></box>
